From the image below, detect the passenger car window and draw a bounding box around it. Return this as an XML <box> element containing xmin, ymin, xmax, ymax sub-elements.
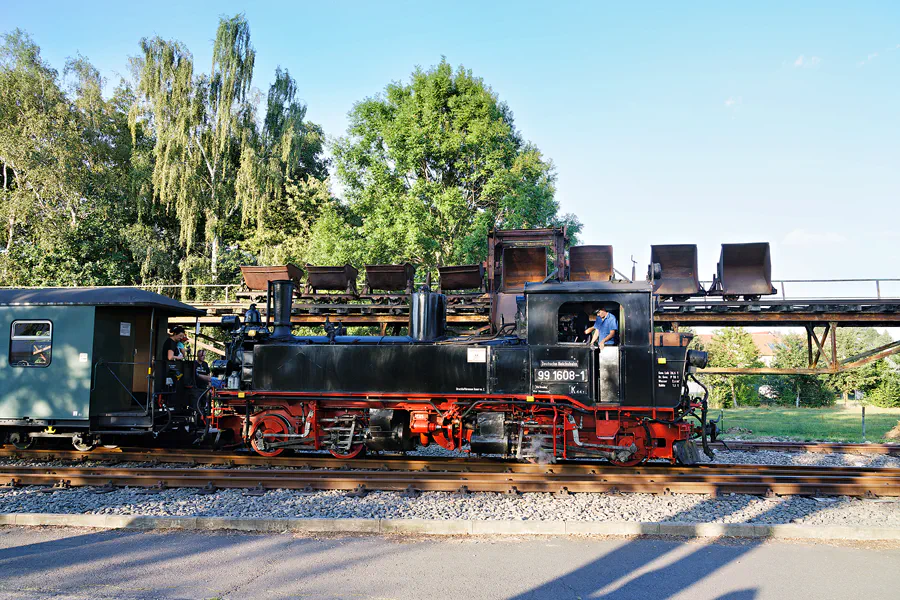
<box><xmin>9</xmin><ymin>320</ymin><xmax>53</xmax><ymax>367</ymax></box>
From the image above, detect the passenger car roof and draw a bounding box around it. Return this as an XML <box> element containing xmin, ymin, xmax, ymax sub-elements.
<box><xmin>0</xmin><ymin>288</ymin><xmax>205</xmax><ymax>316</ymax></box>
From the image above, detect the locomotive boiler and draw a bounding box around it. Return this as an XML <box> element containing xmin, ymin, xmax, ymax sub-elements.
<box><xmin>210</xmin><ymin>278</ymin><xmax>712</xmax><ymax>465</ymax></box>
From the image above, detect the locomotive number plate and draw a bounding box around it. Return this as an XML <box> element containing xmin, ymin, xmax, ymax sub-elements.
<box><xmin>534</xmin><ymin>369</ymin><xmax>588</xmax><ymax>383</ymax></box>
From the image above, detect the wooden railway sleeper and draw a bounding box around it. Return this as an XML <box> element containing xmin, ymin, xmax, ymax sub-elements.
<box><xmin>194</xmin><ymin>482</ymin><xmax>218</xmax><ymax>495</ymax></box>
<box><xmin>242</xmin><ymin>483</ymin><xmax>268</xmax><ymax>497</ymax></box>
<box><xmin>91</xmin><ymin>480</ymin><xmax>118</xmax><ymax>495</ymax></box>
<box><xmin>347</xmin><ymin>484</ymin><xmax>368</xmax><ymax>497</ymax></box>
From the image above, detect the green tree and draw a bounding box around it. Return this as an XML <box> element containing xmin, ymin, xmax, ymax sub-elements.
<box><xmin>0</xmin><ymin>30</ymin><xmax>80</xmax><ymax>247</ymax></box>
<box><xmin>326</xmin><ymin>59</ymin><xmax>580</xmax><ymax>271</ymax></box>
<box><xmin>703</xmin><ymin>328</ymin><xmax>763</xmax><ymax>408</ymax></box>
<box><xmin>867</xmin><ymin>370</ymin><xmax>900</xmax><ymax>408</ymax></box>
<box><xmin>826</xmin><ymin>328</ymin><xmax>894</xmax><ymax>401</ymax></box>
<box><xmin>236</xmin><ymin>67</ymin><xmax>330</xmax><ymax>265</ymax></box>
<box><xmin>764</xmin><ymin>334</ymin><xmax>834</xmax><ymax>407</ymax></box>
<box><xmin>0</xmin><ymin>30</ymin><xmax>144</xmax><ymax>286</ymax></box>
<box><xmin>131</xmin><ymin>14</ymin><xmax>257</xmax><ymax>286</ymax></box>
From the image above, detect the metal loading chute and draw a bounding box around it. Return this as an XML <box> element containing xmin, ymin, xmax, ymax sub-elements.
<box><xmin>437</xmin><ymin>264</ymin><xmax>485</xmax><ymax>293</ymax></box>
<box><xmin>650</xmin><ymin>244</ymin><xmax>703</xmax><ymax>298</ymax></box>
<box><xmin>711</xmin><ymin>242</ymin><xmax>777</xmax><ymax>299</ymax></box>
<box><xmin>568</xmin><ymin>245</ymin><xmax>614</xmax><ymax>282</ymax></box>
<box><xmin>304</xmin><ymin>264</ymin><xmax>359</xmax><ymax>295</ymax></box>
<box><xmin>363</xmin><ymin>264</ymin><xmax>416</xmax><ymax>294</ymax></box>
<box><xmin>502</xmin><ymin>247</ymin><xmax>547</xmax><ymax>291</ymax></box>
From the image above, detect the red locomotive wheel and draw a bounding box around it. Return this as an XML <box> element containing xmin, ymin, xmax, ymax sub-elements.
<box><xmin>609</xmin><ymin>428</ymin><xmax>651</xmax><ymax>467</ymax></box>
<box><xmin>329</xmin><ymin>444</ymin><xmax>366</xmax><ymax>459</ymax></box>
<box><xmin>250</xmin><ymin>415</ymin><xmax>290</xmax><ymax>457</ymax></box>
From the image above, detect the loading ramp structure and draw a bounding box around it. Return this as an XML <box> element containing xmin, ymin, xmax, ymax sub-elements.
<box><xmin>161</xmin><ymin>228</ymin><xmax>900</xmax><ymax>377</ymax></box>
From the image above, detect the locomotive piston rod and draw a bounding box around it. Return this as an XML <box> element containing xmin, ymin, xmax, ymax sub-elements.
<box><xmin>567</xmin><ymin>415</ymin><xmax>639</xmax><ymax>462</ymax></box>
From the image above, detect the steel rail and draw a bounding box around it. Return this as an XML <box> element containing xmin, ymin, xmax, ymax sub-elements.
<box><xmin>3</xmin><ymin>445</ymin><xmax>899</xmax><ymax>471</ymax></box>
<box><xmin>1</xmin><ymin>464</ymin><xmax>898</xmax><ymax>497</ymax></box>
<box><xmin>709</xmin><ymin>441</ymin><xmax>900</xmax><ymax>456</ymax></box>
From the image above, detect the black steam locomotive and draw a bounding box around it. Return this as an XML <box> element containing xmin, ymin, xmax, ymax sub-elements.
<box><xmin>210</xmin><ymin>279</ymin><xmax>711</xmax><ymax>465</ymax></box>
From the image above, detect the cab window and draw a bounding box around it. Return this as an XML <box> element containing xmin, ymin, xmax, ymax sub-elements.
<box><xmin>557</xmin><ymin>302</ymin><xmax>622</xmax><ymax>345</ymax></box>
<box><xmin>9</xmin><ymin>320</ymin><xmax>53</xmax><ymax>367</ymax></box>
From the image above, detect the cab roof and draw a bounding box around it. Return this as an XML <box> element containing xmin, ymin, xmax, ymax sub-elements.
<box><xmin>523</xmin><ymin>280</ymin><xmax>652</xmax><ymax>294</ymax></box>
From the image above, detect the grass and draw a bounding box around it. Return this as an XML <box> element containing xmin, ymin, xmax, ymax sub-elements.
<box><xmin>714</xmin><ymin>405</ymin><xmax>900</xmax><ymax>442</ymax></box>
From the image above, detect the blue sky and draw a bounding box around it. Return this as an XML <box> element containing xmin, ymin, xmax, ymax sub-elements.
<box><xmin>4</xmin><ymin>1</ymin><xmax>899</xmax><ymax>297</ymax></box>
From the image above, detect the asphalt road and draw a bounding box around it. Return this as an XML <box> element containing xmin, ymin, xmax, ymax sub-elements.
<box><xmin>1</xmin><ymin>526</ymin><xmax>899</xmax><ymax>599</ymax></box>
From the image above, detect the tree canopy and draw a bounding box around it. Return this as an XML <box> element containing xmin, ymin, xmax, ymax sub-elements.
<box><xmin>702</xmin><ymin>328</ymin><xmax>763</xmax><ymax>408</ymax></box>
<box><xmin>1</xmin><ymin>24</ymin><xmax>579</xmax><ymax>295</ymax></box>
<box><xmin>764</xmin><ymin>334</ymin><xmax>834</xmax><ymax>407</ymax></box>
<box><xmin>318</xmin><ymin>59</ymin><xmax>581</xmax><ymax>270</ymax></box>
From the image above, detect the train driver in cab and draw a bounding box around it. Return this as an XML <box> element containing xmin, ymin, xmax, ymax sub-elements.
<box><xmin>586</xmin><ymin>307</ymin><xmax>618</xmax><ymax>346</ymax></box>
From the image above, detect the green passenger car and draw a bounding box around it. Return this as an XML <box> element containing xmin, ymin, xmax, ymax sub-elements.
<box><xmin>0</xmin><ymin>288</ymin><xmax>204</xmax><ymax>450</ymax></box>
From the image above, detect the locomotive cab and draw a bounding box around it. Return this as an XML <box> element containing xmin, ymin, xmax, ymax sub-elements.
<box><xmin>523</xmin><ymin>281</ymin><xmax>656</xmax><ymax>407</ymax></box>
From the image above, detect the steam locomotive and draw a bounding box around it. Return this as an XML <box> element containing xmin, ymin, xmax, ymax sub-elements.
<box><xmin>208</xmin><ymin>278</ymin><xmax>712</xmax><ymax>465</ymax></box>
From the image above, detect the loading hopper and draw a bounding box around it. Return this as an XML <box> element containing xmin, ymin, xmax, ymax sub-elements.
<box><xmin>715</xmin><ymin>243</ymin><xmax>776</xmax><ymax>298</ymax></box>
<box><xmin>568</xmin><ymin>245</ymin><xmax>614</xmax><ymax>282</ymax></box>
<box><xmin>501</xmin><ymin>247</ymin><xmax>547</xmax><ymax>292</ymax></box>
<box><xmin>304</xmin><ymin>264</ymin><xmax>359</xmax><ymax>295</ymax></box>
<box><xmin>650</xmin><ymin>245</ymin><xmax>702</xmax><ymax>297</ymax></box>
<box><xmin>240</xmin><ymin>264</ymin><xmax>304</xmax><ymax>291</ymax></box>
<box><xmin>438</xmin><ymin>264</ymin><xmax>485</xmax><ymax>293</ymax></box>
<box><xmin>363</xmin><ymin>263</ymin><xmax>416</xmax><ymax>294</ymax></box>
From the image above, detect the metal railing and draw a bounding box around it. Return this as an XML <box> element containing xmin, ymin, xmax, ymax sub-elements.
<box><xmin>698</xmin><ymin>279</ymin><xmax>900</xmax><ymax>301</ymax></box>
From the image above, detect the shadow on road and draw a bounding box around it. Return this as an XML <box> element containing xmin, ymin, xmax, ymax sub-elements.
<box><xmin>506</xmin><ymin>491</ymin><xmax>832</xmax><ymax>600</ymax></box>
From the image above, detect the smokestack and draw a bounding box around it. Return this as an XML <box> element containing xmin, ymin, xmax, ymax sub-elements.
<box><xmin>271</xmin><ymin>280</ymin><xmax>294</xmax><ymax>338</ymax></box>
<box><xmin>409</xmin><ymin>289</ymin><xmax>447</xmax><ymax>341</ymax></box>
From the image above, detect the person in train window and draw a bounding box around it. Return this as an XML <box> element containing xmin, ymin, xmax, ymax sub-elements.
<box><xmin>195</xmin><ymin>349</ymin><xmax>223</xmax><ymax>390</ymax></box>
<box><xmin>586</xmin><ymin>308</ymin><xmax>618</xmax><ymax>346</ymax></box>
<box><xmin>161</xmin><ymin>326</ymin><xmax>186</xmax><ymax>361</ymax></box>
<box><xmin>177</xmin><ymin>332</ymin><xmax>192</xmax><ymax>359</ymax></box>
<box><xmin>573</xmin><ymin>304</ymin><xmax>594</xmax><ymax>342</ymax></box>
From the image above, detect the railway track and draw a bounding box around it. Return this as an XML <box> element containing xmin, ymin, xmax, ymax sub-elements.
<box><xmin>1</xmin><ymin>447</ymin><xmax>899</xmax><ymax>497</ymax></box>
<box><xmin>709</xmin><ymin>441</ymin><xmax>900</xmax><ymax>455</ymax></box>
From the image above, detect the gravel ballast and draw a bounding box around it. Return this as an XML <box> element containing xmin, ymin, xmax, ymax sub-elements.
<box><xmin>1</xmin><ymin>448</ymin><xmax>899</xmax><ymax>529</ymax></box>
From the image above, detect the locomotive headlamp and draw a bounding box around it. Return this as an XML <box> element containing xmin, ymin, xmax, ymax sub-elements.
<box><xmin>686</xmin><ymin>349</ymin><xmax>709</xmax><ymax>369</ymax></box>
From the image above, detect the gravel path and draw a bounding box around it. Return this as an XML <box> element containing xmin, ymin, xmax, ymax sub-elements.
<box><xmin>1</xmin><ymin>447</ymin><xmax>899</xmax><ymax>528</ymax></box>
<box><xmin>0</xmin><ymin>484</ymin><xmax>898</xmax><ymax>527</ymax></box>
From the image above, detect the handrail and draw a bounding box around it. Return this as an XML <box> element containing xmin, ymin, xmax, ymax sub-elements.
<box><xmin>91</xmin><ymin>360</ymin><xmax>150</xmax><ymax>412</ymax></box>
<box><xmin>697</xmin><ymin>278</ymin><xmax>900</xmax><ymax>300</ymax></box>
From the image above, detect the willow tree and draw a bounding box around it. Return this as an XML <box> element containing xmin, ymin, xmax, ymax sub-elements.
<box><xmin>236</xmin><ymin>66</ymin><xmax>329</xmax><ymax>265</ymax></box>
<box><xmin>129</xmin><ymin>36</ymin><xmax>198</xmax><ymax>265</ymax></box>
<box><xmin>132</xmin><ymin>14</ymin><xmax>256</xmax><ymax>280</ymax></box>
<box><xmin>202</xmin><ymin>14</ymin><xmax>255</xmax><ymax>275</ymax></box>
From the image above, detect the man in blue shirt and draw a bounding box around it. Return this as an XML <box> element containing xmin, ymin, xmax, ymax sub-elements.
<box><xmin>586</xmin><ymin>308</ymin><xmax>618</xmax><ymax>346</ymax></box>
